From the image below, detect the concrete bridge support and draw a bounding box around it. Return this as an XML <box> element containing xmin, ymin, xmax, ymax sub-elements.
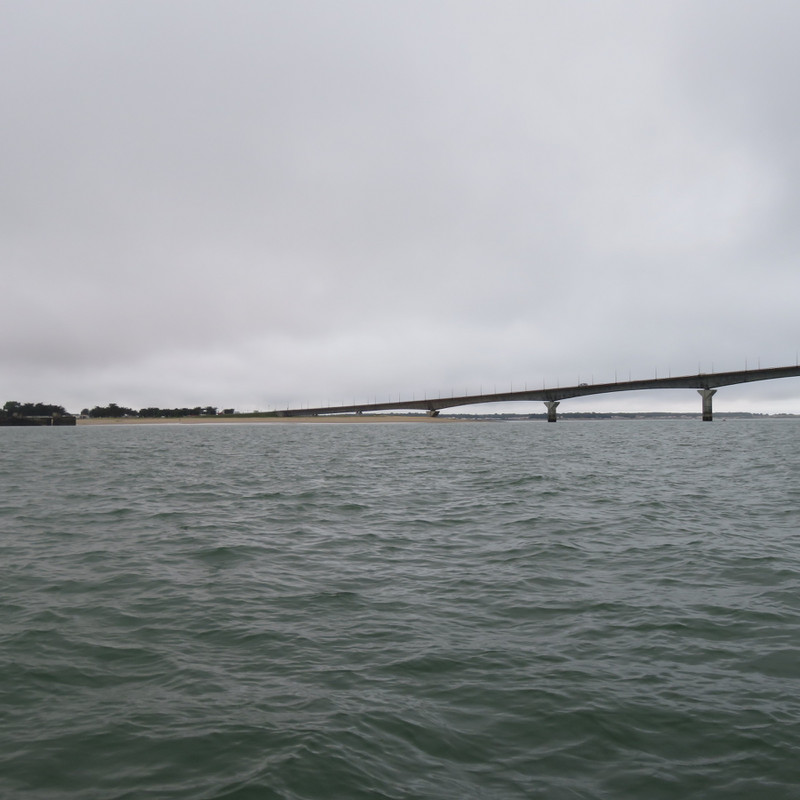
<box><xmin>698</xmin><ymin>389</ymin><xmax>716</xmax><ymax>421</ymax></box>
<box><xmin>427</xmin><ymin>409</ymin><xmax>439</xmax><ymax>417</ymax></box>
<box><xmin>545</xmin><ymin>400</ymin><xmax>560</xmax><ymax>422</ymax></box>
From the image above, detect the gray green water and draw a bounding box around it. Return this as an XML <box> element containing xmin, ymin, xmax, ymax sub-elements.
<box><xmin>1</xmin><ymin>420</ymin><xmax>799</xmax><ymax>799</ymax></box>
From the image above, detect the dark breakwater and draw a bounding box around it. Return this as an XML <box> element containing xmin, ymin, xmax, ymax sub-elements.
<box><xmin>0</xmin><ymin>415</ymin><xmax>76</xmax><ymax>426</ymax></box>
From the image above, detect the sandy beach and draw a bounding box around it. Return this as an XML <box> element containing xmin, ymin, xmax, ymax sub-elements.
<box><xmin>76</xmin><ymin>414</ymin><xmax>461</xmax><ymax>425</ymax></box>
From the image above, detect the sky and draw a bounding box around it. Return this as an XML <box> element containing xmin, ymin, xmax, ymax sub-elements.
<box><xmin>2</xmin><ymin>0</ymin><xmax>800</xmax><ymax>415</ymax></box>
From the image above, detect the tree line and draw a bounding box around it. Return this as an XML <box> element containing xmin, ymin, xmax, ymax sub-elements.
<box><xmin>2</xmin><ymin>401</ymin><xmax>234</xmax><ymax>419</ymax></box>
<box><xmin>2</xmin><ymin>401</ymin><xmax>69</xmax><ymax>418</ymax></box>
<box><xmin>82</xmin><ymin>404</ymin><xmax>223</xmax><ymax>418</ymax></box>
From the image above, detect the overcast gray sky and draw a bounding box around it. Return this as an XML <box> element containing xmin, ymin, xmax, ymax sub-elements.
<box><xmin>2</xmin><ymin>0</ymin><xmax>799</xmax><ymax>414</ymax></box>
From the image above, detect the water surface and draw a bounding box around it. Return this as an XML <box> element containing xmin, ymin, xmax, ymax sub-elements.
<box><xmin>2</xmin><ymin>420</ymin><xmax>799</xmax><ymax>798</ymax></box>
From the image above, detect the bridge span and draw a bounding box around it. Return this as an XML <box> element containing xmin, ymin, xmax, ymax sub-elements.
<box><xmin>278</xmin><ymin>364</ymin><xmax>800</xmax><ymax>421</ymax></box>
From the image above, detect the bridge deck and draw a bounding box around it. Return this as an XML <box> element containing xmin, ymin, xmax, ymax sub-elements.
<box><xmin>279</xmin><ymin>365</ymin><xmax>800</xmax><ymax>417</ymax></box>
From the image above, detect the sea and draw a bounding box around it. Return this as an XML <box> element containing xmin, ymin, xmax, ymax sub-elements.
<box><xmin>1</xmin><ymin>419</ymin><xmax>799</xmax><ymax>799</ymax></box>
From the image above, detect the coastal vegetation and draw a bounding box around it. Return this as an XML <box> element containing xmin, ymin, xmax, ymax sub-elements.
<box><xmin>1</xmin><ymin>401</ymin><xmax>225</xmax><ymax>420</ymax></box>
<box><xmin>81</xmin><ymin>404</ymin><xmax>220</xmax><ymax>418</ymax></box>
<box><xmin>2</xmin><ymin>401</ymin><xmax>68</xmax><ymax>418</ymax></box>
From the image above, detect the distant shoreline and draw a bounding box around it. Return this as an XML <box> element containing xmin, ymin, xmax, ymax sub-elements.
<box><xmin>74</xmin><ymin>412</ymin><xmax>798</xmax><ymax>425</ymax></box>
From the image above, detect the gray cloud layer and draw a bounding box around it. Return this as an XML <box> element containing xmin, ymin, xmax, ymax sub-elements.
<box><xmin>2</xmin><ymin>1</ymin><xmax>799</xmax><ymax>413</ymax></box>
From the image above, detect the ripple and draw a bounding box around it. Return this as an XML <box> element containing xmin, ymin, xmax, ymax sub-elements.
<box><xmin>2</xmin><ymin>421</ymin><xmax>800</xmax><ymax>798</ymax></box>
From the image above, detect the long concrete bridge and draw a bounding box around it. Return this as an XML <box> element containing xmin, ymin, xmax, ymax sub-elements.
<box><xmin>278</xmin><ymin>364</ymin><xmax>800</xmax><ymax>421</ymax></box>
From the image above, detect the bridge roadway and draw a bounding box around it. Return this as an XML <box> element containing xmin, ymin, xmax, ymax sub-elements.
<box><xmin>278</xmin><ymin>364</ymin><xmax>800</xmax><ymax>421</ymax></box>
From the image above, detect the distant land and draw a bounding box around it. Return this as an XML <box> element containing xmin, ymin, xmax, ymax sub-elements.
<box><xmin>3</xmin><ymin>399</ymin><xmax>798</xmax><ymax>427</ymax></box>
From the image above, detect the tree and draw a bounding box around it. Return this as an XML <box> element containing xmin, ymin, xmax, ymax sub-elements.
<box><xmin>3</xmin><ymin>401</ymin><xmax>66</xmax><ymax>417</ymax></box>
<box><xmin>88</xmin><ymin>403</ymin><xmax>137</xmax><ymax>418</ymax></box>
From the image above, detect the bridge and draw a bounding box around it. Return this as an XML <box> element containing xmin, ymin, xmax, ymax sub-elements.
<box><xmin>278</xmin><ymin>364</ymin><xmax>800</xmax><ymax>421</ymax></box>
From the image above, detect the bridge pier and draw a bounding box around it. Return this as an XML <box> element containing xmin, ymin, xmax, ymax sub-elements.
<box><xmin>427</xmin><ymin>409</ymin><xmax>439</xmax><ymax>417</ymax></box>
<box><xmin>544</xmin><ymin>400</ymin><xmax>560</xmax><ymax>422</ymax></box>
<box><xmin>698</xmin><ymin>389</ymin><xmax>716</xmax><ymax>421</ymax></box>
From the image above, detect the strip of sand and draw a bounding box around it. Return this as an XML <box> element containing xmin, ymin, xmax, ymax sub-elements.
<box><xmin>77</xmin><ymin>414</ymin><xmax>462</xmax><ymax>425</ymax></box>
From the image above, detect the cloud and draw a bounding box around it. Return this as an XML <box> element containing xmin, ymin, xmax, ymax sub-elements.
<box><xmin>2</xmin><ymin>1</ymin><xmax>799</xmax><ymax>412</ymax></box>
